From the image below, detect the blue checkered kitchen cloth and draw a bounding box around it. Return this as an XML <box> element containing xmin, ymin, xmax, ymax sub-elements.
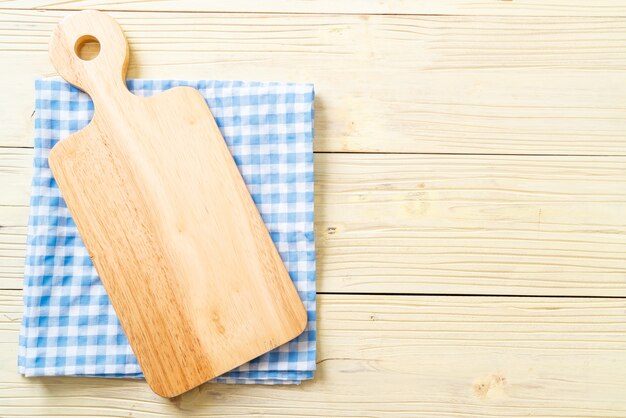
<box><xmin>19</xmin><ymin>79</ymin><xmax>316</xmax><ymax>384</ymax></box>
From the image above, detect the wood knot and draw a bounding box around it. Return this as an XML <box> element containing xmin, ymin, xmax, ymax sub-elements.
<box><xmin>472</xmin><ymin>373</ymin><xmax>508</xmax><ymax>400</ymax></box>
<box><xmin>211</xmin><ymin>312</ymin><xmax>225</xmax><ymax>334</ymax></box>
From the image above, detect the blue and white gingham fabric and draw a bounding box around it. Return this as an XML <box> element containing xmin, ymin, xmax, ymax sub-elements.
<box><xmin>19</xmin><ymin>79</ymin><xmax>316</xmax><ymax>384</ymax></box>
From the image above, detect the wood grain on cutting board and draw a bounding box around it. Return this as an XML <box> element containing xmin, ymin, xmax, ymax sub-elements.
<box><xmin>45</xmin><ymin>10</ymin><xmax>306</xmax><ymax>397</ymax></box>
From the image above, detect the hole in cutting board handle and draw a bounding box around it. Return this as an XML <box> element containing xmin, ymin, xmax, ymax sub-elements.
<box><xmin>74</xmin><ymin>35</ymin><xmax>101</xmax><ymax>61</ymax></box>
<box><xmin>49</xmin><ymin>11</ymin><xmax>129</xmax><ymax>98</ymax></box>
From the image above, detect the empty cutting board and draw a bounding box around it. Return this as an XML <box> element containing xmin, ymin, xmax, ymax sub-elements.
<box><xmin>47</xmin><ymin>10</ymin><xmax>307</xmax><ymax>397</ymax></box>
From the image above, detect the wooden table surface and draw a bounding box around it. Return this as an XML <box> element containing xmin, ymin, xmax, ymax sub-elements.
<box><xmin>1</xmin><ymin>1</ymin><xmax>626</xmax><ymax>416</ymax></box>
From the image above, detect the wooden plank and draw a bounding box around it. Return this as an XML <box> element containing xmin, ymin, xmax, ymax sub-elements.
<box><xmin>3</xmin><ymin>148</ymin><xmax>626</xmax><ymax>296</ymax></box>
<box><xmin>2</xmin><ymin>10</ymin><xmax>626</xmax><ymax>154</ymax></box>
<box><xmin>3</xmin><ymin>290</ymin><xmax>626</xmax><ymax>416</ymax></box>
<box><xmin>0</xmin><ymin>226</ymin><xmax>25</xmax><ymax>290</ymax></box>
<box><xmin>0</xmin><ymin>147</ymin><xmax>31</xmax><ymax>207</ymax></box>
<box><xmin>3</xmin><ymin>0</ymin><xmax>626</xmax><ymax>17</ymax></box>
<box><xmin>0</xmin><ymin>148</ymin><xmax>29</xmax><ymax>290</ymax></box>
<box><xmin>316</xmin><ymin>153</ymin><xmax>626</xmax><ymax>296</ymax></box>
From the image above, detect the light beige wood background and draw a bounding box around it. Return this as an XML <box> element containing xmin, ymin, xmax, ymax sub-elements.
<box><xmin>1</xmin><ymin>1</ymin><xmax>626</xmax><ymax>416</ymax></box>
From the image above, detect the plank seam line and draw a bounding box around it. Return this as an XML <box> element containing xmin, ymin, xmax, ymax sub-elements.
<box><xmin>2</xmin><ymin>289</ymin><xmax>625</xmax><ymax>298</ymax></box>
<box><xmin>314</xmin><ymin>151</ymin><xmax>626</xmax><ymax>157</ymax></box>
<box><xmin>2</xmin><ymin>146</ymin><xmax>624</xmax><ymax>158</ymax></box>
<box><xmin>2</xmin><ymin>7</ymin><xmax>626</xmax><ymax>19</ymax></box>
<box><xmin>317</xmin><ymin>291</ymin><xmax>626</xmax><ymax>299</ymax></box>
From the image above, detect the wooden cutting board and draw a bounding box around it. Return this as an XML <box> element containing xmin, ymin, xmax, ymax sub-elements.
<box><xmin>47</xmin><ymin>10</ymin><xmax>307</xmax><ymax>398</ymax></box>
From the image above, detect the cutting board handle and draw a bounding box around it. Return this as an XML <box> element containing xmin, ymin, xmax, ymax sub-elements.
<box><xmin>49</xmin><ymin>10</ymin><xmax>129</xmax><ymax>101</ymax></box>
